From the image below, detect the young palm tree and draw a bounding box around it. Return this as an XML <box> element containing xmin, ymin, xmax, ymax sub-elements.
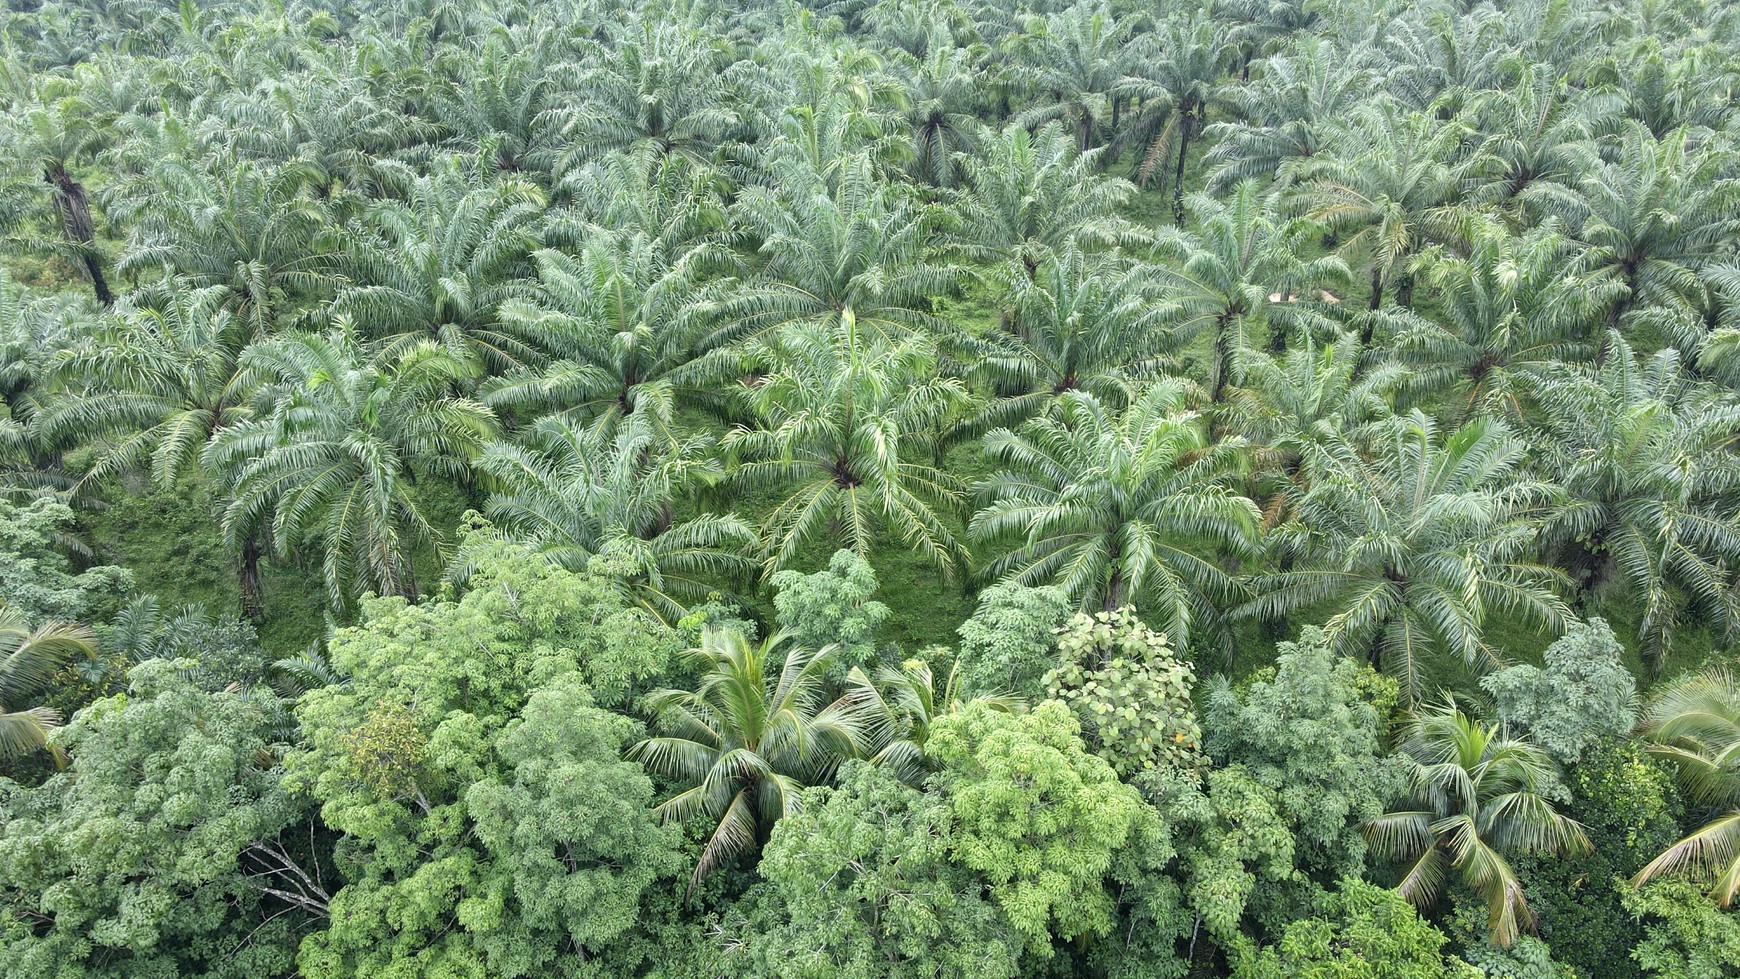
<box><xmin>844</xmin><ymin>655</ymin><xmax>1018</xmax><ymax>785</ymax></box>
<box><xmin>37</xmin><ymin>280</ymin><xmax>252</xmax><ymax>488</ymax></box>
<box><xmin>725</xmin><ymin>316</ymin><xmax>971</xmax><ymax>577</ymax></box>
<box><xmin>628</xmin><ymin>627</ymin><xmax>873</xmax><ymax>899</ymax></box>
<box><xmin>206</xmin><ymin>330</ymin><xmax>495</xmax><ymax>611</ymax></box>
<box><xmin>963</xmin><ymin>245</ymin><xmax>1171</xmax><ymax>436</ymax></box>
<box><xmin>1393</xmin><ymin>219</ymin><xmax>1614</xmax><ymax>423</ymax></box>
<box><xmin>0</xmin><ymin>603</ymin><xmax>97</xmax><ymax>763</ymax></box>
<box><xmin>1366</xmin><ymin>701</ymin><xmax>1590</xmax><ymax>947</ymax></box>
<box><xmin>1152</xmin><ymin>182</ymin><xmax>1349</xmax><ymax>401</ymax></box>
<box><xmin>467</xmin><ymin>413</ymin><xmax>756</xmax><ymax>623</ymax></box>
<box><xmin>1532</xmin><ymin>336</ymin><xmax>1740</xmax><ymax>668</ymax></box>
<box><xmin>333</xmin><ymin>171</ymin><xmax>545</xmax><ymax>372</ymax></box>
<box><xmin>971</xmin><ymin>382</ymin><xmax>1259</xmax><ymax>656</ymax></box>
<box><xmin>1243</xmin><ymin>411</ymin><xmax>1569</xmax><ymax>701</ymax></box>
<box><xmin>1633</xmin><ymin>669</ymin><xmax>1740</xmax><ymax>906</ymax></box>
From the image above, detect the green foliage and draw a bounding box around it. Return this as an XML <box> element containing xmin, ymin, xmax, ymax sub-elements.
<box><xmin>770</xmin><ymin>549</ymin><xmax>891</xmax><ymax>675</ymax></box>
<box><xmin>1623</xmin><ymin>881</ymin><xmax>1740</xmax><ymax>979</ymax></box>
<box><xmin>726</xmin><ymin>762</ymin><xmax>1025</xmax><ymax>979</ymax></box>
<box><xmin>287</xmin><ymin>541</ymin><xmax>684</xmax><ymax>978</ymax></box>
<box><xmin>1205</xmin><ymin>626</ymin><xmax>1409</xmax><ymax>879</ymax></box>
<box><xmin>0</xmin><ymin>661</ymin><xmax>317</xmax><ymax>979</ymax></box>
<box><xmin>955</xmin><ymin>581</ymin><xmax>1071</xmax><ymax>698</ymax></box>
<box><xmin>927</xmin><ymin>700</ymin><xmax>1161</xmax><ymax>955</ymax></box>
<box><xmin>1048</xmin><ymin>607</ymin><xmax>1205</xmax><ymax>775</ymax></box>
<box><xmin>0</xmin><ymin>496</ymin><xmax>131</xmax><ymax>625</ymax></box>
<box><xmin>1483</xmin><ymin>618</ymin><xmax>1637</xmax><ymax>765</ymax></box>
<box><xmin>0</xmin><ymin>602</ymin><xmax>97</xmax><ymax>764</ymax></box>
<box><xmin>1633</xmin><ymin>668</ymin><xmax>1740</xmax><ymax>906</ymax></box>
<box><xmin>1230</xmin><ymin>879</ymin><xmax>1479</xmax><ymax>979</ymax></box>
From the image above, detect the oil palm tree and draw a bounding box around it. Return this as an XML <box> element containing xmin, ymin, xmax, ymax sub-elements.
<box><xmin>844</xmin><ymin>655</ymin><xmax>1018</xmax><ymax>785</ymax></box>
<box><xmin>1393</xmin><ymin>219</ymin><xmax>1614</xmax><ymax>423</ymax></box>
<box><xmin>467</xmin><ymin>413</ymin><xmax>757</xmax><ymax>623</ymax></box>
<box><xmin>1366</xmin><ymin>700</ymin><xmax>1590</xmax><ymax>947</ymax></box>
<box><xmin>479</xmin><ymin>233</ymin><xmax>722</xmax><ymax>435</ymax></box>
<box><xmin>4</xmin><ymin>76</ymin><xmax>117</xmax><ymax>306</ymax></box>
<box><xmin>1633</xmin><ymin>668</ymin><xmax>1740</xmax><ymax>906</ymax></box>
<box><xmin>971</xmin><ymin>381</ymin><xmax>1259</xmax><ymax>656</ymax></box>
<box><xmin>949</xmin><ymin>122</ymin><xmax>1142</xmax><ymax>277</ymax></box>
<box><xmin>725</xmin><ymin>316</ymin><xmax>971</xmax><ymax>577</ymax></box>
<box><xmin>1111</xmin><ymin>11</ymin><xmax>1233</xmax><ymax>218</ymax></box>
<box><xmin>36</xmin><ymin>280</ymin><xmax>252</xmax><ymax>488</ymax></box>
<box><xmin>0</xmin><ymin>604</ymin><xmax>96</xmax><ymax>763</ymax></box>
<box><xmin>1466</xmin><ymin>64</ymin><xmax>1621</xmax><ymax>213</ymax></box>
<box><xmin>1152</xmin><ymin>182</ymin><xmax>1349</xmax><ymax>402</ymax></box>
<box><xmin>206</xmin><ymin>330</ymin><xmax>495</xmax><ymax>611</ymax></box>
<box><xmin>1532</xmin><ymin>336</ymin><xmax>1740</xmax><ymax>669</ymax></box>
<box><xmin>333</xmin><ymin>170</ymin><xmax>545</xmax><ymax>372</ymax></box>
<box><xmin>565</xmin><ymin>20</ymin><xmax>744</xmax><ymax>168</ymax></box>
<box><xmin>628</xmin><ymin>627</ymin><xmax>874</xmax><ymax>899</ymax></box>
<box><xmin>1007</xmin><ymin>2</ymin><xmax>1135</xmax><ymax>152</ymax></box>
<box><xmin>890</xmin><ymin>43</ymin><xmax>983</xmax><ymax>187</ymax></box>
<box><xmin>1243</xmin><ymin>411</ymin><xmax>1569</xmax><ymax>701</ymax></box>
<box><xmin>963</xmin><ymin>245</ymin><xmax>1171</xmax><ymax>436</ymax></box>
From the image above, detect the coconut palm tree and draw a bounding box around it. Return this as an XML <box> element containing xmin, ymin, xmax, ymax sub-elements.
<box><xmin>206</xmin><ymin>330</ymin><xmax>495</xmax><ymax>611</ymax></box>
<box><xmin>1152</xmin><ymin>182</ymin><xmax>1349</xmax><ymax>401</ymax></box>
<box><xmin>466</xmin><ymin>413</ymin><xmax>757</xmax><ymax>623</ymax></box>
<box><xmin>1532</xmin><ymin>336</ymin><xmax>1740</xmax><ymax>669</ymax></box>
<box><xmin>1366</xmin><ymin>700</ymin><xmax>1590</xmax><ymax>947</ymax></box>
<box><xmin>333</xmin><ymin>170</ymin><xmax>545</xmax><ymax>372</ymax></box>
<box><xmin>962</xmin><ymin>245</ymin><xmax>1171</xmax><ymax>437</ymax></box>
<box><xmin>36</xmin><ymin>280</ymin><xmax>252</xmax><ymax>489</ymax></box>
<box><xmin>1243</xmin><ymin>411</ymin><xmax>1569</xmax><ymax>701</ymax></box>
<box><xmin>1633</xmin><ymin>668</ymin><xmax>1740</xmax><ymax>906</ymax></box>
<box><xmin>0</xmin><ymin>603</ymin><xmax>97</xmax><ymax>764</ymax></box>
<box><xmin>1392</xmin><ymin>219</ymin><xmax>1614</xmax><ymax>423</ymax></box>
<box><xmin>971</xmin><ymin>381</ymin><xmax>1259</xmax><ymax>656</ymax></box>
<box><xmin>628</xmin><ymin>627</ymin><xmax>874</xmax><ymax>899</ymax></box>
<box><xmin>725</xmin><ymin>316</ymin><xmax>971</xmax><ymax>576</ymax></box>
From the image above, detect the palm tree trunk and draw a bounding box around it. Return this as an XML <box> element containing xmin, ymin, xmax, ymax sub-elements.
<box><xmin>1171</xmin><ymin>105</ymin><xmax>1193</xmax><ymax>224</ymax></box>
<box><xmin>240</xmin><ymin>536</ymin><xmax>265</xmax><ymax>621</ymax></box>
<box><xmin>1367</xmin><ymin>265</ymin><xmax>1383</xmax><ymax>313</ymax></box>
<box><xmin>44</xmin><ymin>163</ymin><xmax>113</xmax><ymax>307</ymax></box>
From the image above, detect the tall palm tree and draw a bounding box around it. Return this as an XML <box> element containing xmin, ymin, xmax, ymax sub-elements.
<box><xmin>4</xmin><ymin>76</ymin><xmax>117</xmax><ymax>306</ymax></box>
<box><xmin>949</xmin><ymin>122</ymin><xmax>1141</xmax><ymax>278</ymax></box>
<box><xmin>1392</xmin><ymin>219</ymin><xmax>1614</xmax><ymax>423</ymax></box>
<box><xmin>1633</xmin><ymin>669</ymin><xmax>1740</xmax><ymax>906</ymax></box>
<box><xmin>720</xmin><ymin>153</ymin><xmax>959</xmax><ymax>348</ymax></box>
<box><xmin>0</xmin><ymin>603</ymin><xmax>97</xmax><ymax>763</ymax></box>
<box><xmin>725</xmin><ymin>317</ymin><xmax>971</xmax><ymax>576</ymax></box>
<box><xmin>1289</xmin><ymin>101</ymin><xmax>1473</xmax><ymax>314</ymax></box>
<box><xmin>628</xmin><ymin>627</ymin><xmax>873</xmax><ymax>899</ymax></box>
<box><xmin>1366</xmin><ymin>700</ymin><xmax>1590</xmax><ymax>948</ymax></box>
<box><xmin>1201</xmin><ymin>35</ymin><xmax>1377</xmax><ymax>195</ymax></box>
<box><xmin>1525</xmin><ymin>123</ymin><xmax>1740</xmax><ymax>345</ymax></box>
<box><xmin>1008</xmin><ymin>3</ymin><xmax>1134</xmax><ymax>151</ymax></box>
<box><xmin>1112</xmin><ymin>11</ymin><xmax>1233</xmax><ymax>219</ymax></box>
<box><xmin>1152</xmin><ymin>182</ymin><xmax>1349</xmax><ymax>402</ymax></box>
<box><xmin>1532</xmin><ymin>336</ymin><xmax>1740</xmax><ymax>669</ymax></box>
<box><xmin>971</xmin><ymin>382</ymin><xmax>1259</xmax><ymax>656</ymax></box>
<box><xmin>206</xmin><ymin>330</ymin><xmax>495</xmax><ymax>611</ymax></box>
<box><xmin>1243</xmin><ymin>411</ymin><xmax>1569</xmax><ymax>701</ymax></box>
<box><xmin>37</xmin><ymin>280</ymin><xmax>252</xmax><ymax>488</ymax></box>
<box><xmin>963</xmin><ymin>245</ymin><xmax>1171</xmax><ymax>436</ymax></box>
<box><xmin>467</xmin><ymin>413</ymin><xmax>756</xmax><ymax>624</ymax></box>
<box><xmin>333</xmin><ymin>171</ymin><xmax>545</xmax><ymax>372</ymax></box>
<box><xmin>479</xmin><ymin>233</ymin><xmax>722</xmax><ymax>435</ymax></box>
